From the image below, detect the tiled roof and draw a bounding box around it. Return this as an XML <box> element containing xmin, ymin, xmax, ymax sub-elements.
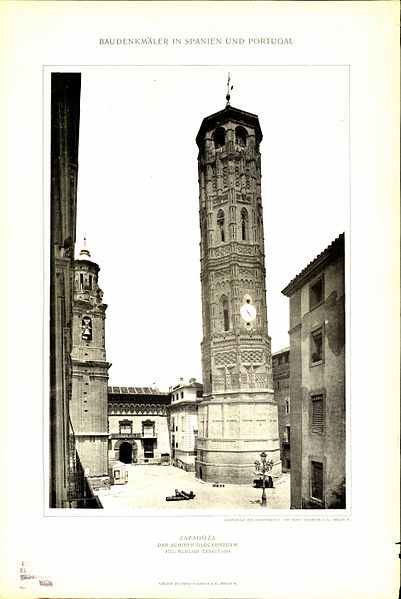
<box><xmin>281</xmin><ymin>233</ymin><xmax>344</xmax><ymax>297</ymax></box>
<box><xmin>272</xmin><ymin>347</ymin><xmax>290</xmax><ymax>356</ymax></box>
<box><xmin>108</xmin><ymin>386</ymin><xmax>167</xmax><ymax>396</ymax></box>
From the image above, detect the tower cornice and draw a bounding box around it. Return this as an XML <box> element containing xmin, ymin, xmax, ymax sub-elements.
<box><xmin>71</xmin><ymin>358</ymin><xmax>111</xmax><ymax>369</ymax></box>
<box><xmin>196</xmin><ymin>105</ymin><xmax>262</xmax><ymax>147</ymax></box>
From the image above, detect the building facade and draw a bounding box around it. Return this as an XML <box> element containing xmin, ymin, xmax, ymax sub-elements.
<box><xmin>108</xmin><ymin>387</ymin><xmax>171</xmax><ymax>467</ymax></box>
<box><xmin>272</xmin><ymin>347</ymin><xmax>291</xmax><ymax>472</ymax></box>
<box><xmin>195</xmin><ymin>100</ymin><xmax>281</xmax><ymax>484</ymax></box>
<box><xmin>70</xmin><ymin>242</ymin><xmax>111</xmax><ymax>489</ymax></box>
<box><xmin>168</xmin><ymin>378</ymin><xmax>202</xmax><ymax>471</ymax></box>
<box><xmin>50</xmin><ymin>72</ymin><xmax>99</xmax><ymax>508</ymax></box>
<box><xmin>282</xmin><ymin>233</ymin><xmax>345</xmax><ymax>509</ymax></box>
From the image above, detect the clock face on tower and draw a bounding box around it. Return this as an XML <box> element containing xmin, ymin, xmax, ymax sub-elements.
<box><xmin>240</xmin><ymin>302</ymin><xmax>256</xmax><ymax>322</ymax></box>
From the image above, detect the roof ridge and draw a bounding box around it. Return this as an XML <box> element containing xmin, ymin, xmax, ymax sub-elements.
<box><xmin>281</xmin><ymin>233</ymin><xmax>344</xmax><ymax>296</ymax></box>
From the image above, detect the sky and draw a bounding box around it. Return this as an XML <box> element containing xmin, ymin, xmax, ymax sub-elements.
<box><xmin>74</xmin><ymin>66</ymin><xmax>348</xmax><ymax>390</ymax></box>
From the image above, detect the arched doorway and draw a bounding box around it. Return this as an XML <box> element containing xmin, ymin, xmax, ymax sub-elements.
<box><xmin>119</xmin><ymin>442</ymin><xmax>132</xmax><ymax>464</ymax></box>
<box><xmin>116</xmin><ymin>440</ymin><xmax>138</xmax><ymax>464</ymax></box>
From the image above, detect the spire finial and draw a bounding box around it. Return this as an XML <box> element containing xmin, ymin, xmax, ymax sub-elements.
<box><xmin>79</xmin><ymin>233</ymin><xmax>91</xmax><ymax>260</ymax></box>
<box><xmin>226</xmin><ymin>72</ymin><xmax>233</xmax><ymax>106</ymax></box>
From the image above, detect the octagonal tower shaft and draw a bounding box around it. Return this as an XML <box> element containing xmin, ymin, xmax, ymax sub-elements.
<box><xmin>196</xmin><ymin>105</ymin><xmax>281</xmax><ymax>484</ymax></box>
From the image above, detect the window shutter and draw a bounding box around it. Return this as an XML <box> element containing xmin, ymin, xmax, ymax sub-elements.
<box><xmin>312</xmin><ymin>395</ymin><xmax>324</xmax><ymax>433</ymax></box>
<box><xmin>311</xmin><ymin>461</ymin><xmax>323</xmax><ymax>501</ymax></box>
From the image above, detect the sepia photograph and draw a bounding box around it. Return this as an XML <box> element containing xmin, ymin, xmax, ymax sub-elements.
<box><xmin>50</xmin><ymin>66</ymin><xmax>348</xmax><ymax>512</ymax></box>
<box><xmin>1</xmin><ymin>2</ymin><xmax>398</xmax><ymax>598</ymax></box>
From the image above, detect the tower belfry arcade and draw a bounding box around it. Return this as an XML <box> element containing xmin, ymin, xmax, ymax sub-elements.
<box><xmin>195</xmin><ymin>100</ymin><xmax>281</xmax><ymax>484</ymax></box>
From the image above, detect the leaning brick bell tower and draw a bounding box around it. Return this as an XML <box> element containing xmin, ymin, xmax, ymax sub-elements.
<box><xmin>195</xmin><ymin>82</ymin><xmax>281</xmax><ymax>484</ymax></box>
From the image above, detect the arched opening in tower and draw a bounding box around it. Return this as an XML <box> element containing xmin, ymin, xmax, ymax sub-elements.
<box><xmin>235</xmin><ymin>126</ymin><xmax>247</xmax><ymax>147</ymax></box>
<box><xmin>119</xmin><ymin>442</ymin><xmax>133</xmax><ymax>464</ymax></box>
<box><xmin>213</xmin><ymin>127</ymin><xmax>226</xmax><ymax>149</ymax></box>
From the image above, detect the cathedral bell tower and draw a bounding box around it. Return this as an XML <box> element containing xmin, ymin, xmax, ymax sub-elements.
<box><xmin>70</xmin><ymin>240</ymin><xmax>111</xmax><ymax>488</ymax></box>
<box><xmin>195</xmin><ymin>96</ymin><xmax>281</xmax><ymax>484</ymax></box>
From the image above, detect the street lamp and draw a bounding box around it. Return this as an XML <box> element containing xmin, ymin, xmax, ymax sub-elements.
<box><xmin>254</xmin><ymin>451</ymin><xmax>274</xmax><ymax>507</ymax></box>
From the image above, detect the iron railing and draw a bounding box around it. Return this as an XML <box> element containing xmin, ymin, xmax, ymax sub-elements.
<box><xmin>64</xmin><ymin>418</ymin><xmax>102</xmax><ymax>508</ymax></box>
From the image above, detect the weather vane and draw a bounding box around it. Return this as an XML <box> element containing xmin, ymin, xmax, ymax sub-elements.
<box><xmin>226</xmin><ymin>72</ymin><xmax>233</xmax><ymax>106</ymax></box>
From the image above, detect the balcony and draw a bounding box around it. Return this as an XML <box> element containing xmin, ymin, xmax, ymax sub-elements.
<box><xmin>65</xmin><ymin>418</ymin><xmax>102</xmax><ymax>509</ymax></box>
<box><xmin>110</xmin><ymin>432</ymin><xmax>157</xmax><ymax>439</ymax></box>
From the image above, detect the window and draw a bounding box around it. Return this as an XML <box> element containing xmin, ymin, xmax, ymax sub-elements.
<box><xmin>181</xmin><ymin>391</ymin><xmax>184</xmax><ymax>399</ymax></box>
<box><xmin>79</xmin><ymin>273</ymin><xmax>84</xmax><ymax>289</ymax></box>
<box><xmin>217</xmin><ymin>210</ymin><xmax>225</xmax><ymax>242</ymax></box>
<box><xmin>144</xmin><ymin>439</ymin><xmax>154</xmax><ymax>458</ymax></box>
<box><xmin>310</xmin><ymin>277</ymin><xmax>324</xmax><ymax>309</ymax></box>
<box><xmin>285</xmin><ymin>399</ymin><xmax>290</xmax><ymax>414</ymax></box>
<box><xmin>311</xmin><ymin>327</ymin><xmax>323</xmax><ymax>363</ymax></box>
<box><xmin>311</xmin><ymin>394</ymin><xmax>324</xmax><ymax>434</ymax></box>
<box><xmin>222</xmin><ymin>165</ymin><xmax>228</xmax><ymax>187</ymax></box>
<box><xmin>142</xmin><ymin>420</ymin><xmax>155</xmax><ymax>437</ymax></box>
<box><xmin>119</xmin><ymin>419</ymin><xmax>132</xmax><ymax>434</ymax></box>
<box><xmin>221</xmin><ymin>296</ymin><xmax>230</xmax><ymax>331</ymax></box>
<box><xmin>285</xmin><ymin>426</ymin><xmax>290</xmax><ymax>443</ymax></box>
<box><xmin>311</xmin><ymin>461</ymin><xmax>324</xmax><ymax>501</ymax></box>
<box><xmin>213</xmin><ymin>127</ymin><xmax>226</xmax><ymax>149</ymax></box>
<box><xmin>88</xmin><ymin>274</ymin><xmax>93</xmax><ymax>290</ymax></box>
<box><xmin>235</xmin><ymin>126</ymin><xmax>247</xmax><ymax>147</ymax></box>
<box><xmin>82</xmin><ymin>316</ymin><xmax>92</xmax><ymax>341</ymax></box>
<box><xmin>286</xmin><ymin>459</ymin><xmax>291</xmax><ymax>469</ymax></box>
<box><xmin>241</xmin><ymin>208</ymin><xmax>248</xmax><ymax>241</ymax></box>
<box><xmin>235</xmin><ymin>164</ymin><xmax>240</xmax><ymax>187</ymax></box>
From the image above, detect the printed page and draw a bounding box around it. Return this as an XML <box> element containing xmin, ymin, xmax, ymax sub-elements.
<box><xmin>0</xmin><ymin>2</ymin><xmax>399</xmax><ymax>598</ymax></box>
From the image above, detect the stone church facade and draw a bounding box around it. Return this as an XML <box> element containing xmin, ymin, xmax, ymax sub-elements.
<box><xmin>195</xmin><ymin>102</ymin><xmax>281</xmax><ymax>484</ymax></box>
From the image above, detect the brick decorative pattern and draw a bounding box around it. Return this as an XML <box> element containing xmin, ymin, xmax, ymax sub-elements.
<box><xmin>237</xmin><ymin>245</ymin><xmax>253</xmax><ymax>255</ymax></box>
<box><xmin>109</xmin><ymin>403</ymin><xmax>167</xmax><ymax>415</ymax></box>
<box><xmin>215</xmin><ymin>351</ymin><xmax>237</xmax><ymax>366</ymax></box>
<box><xmin>241</xmin><ymin>350</ymin><xmax>263</xmax><ymax>363</ymax></box>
